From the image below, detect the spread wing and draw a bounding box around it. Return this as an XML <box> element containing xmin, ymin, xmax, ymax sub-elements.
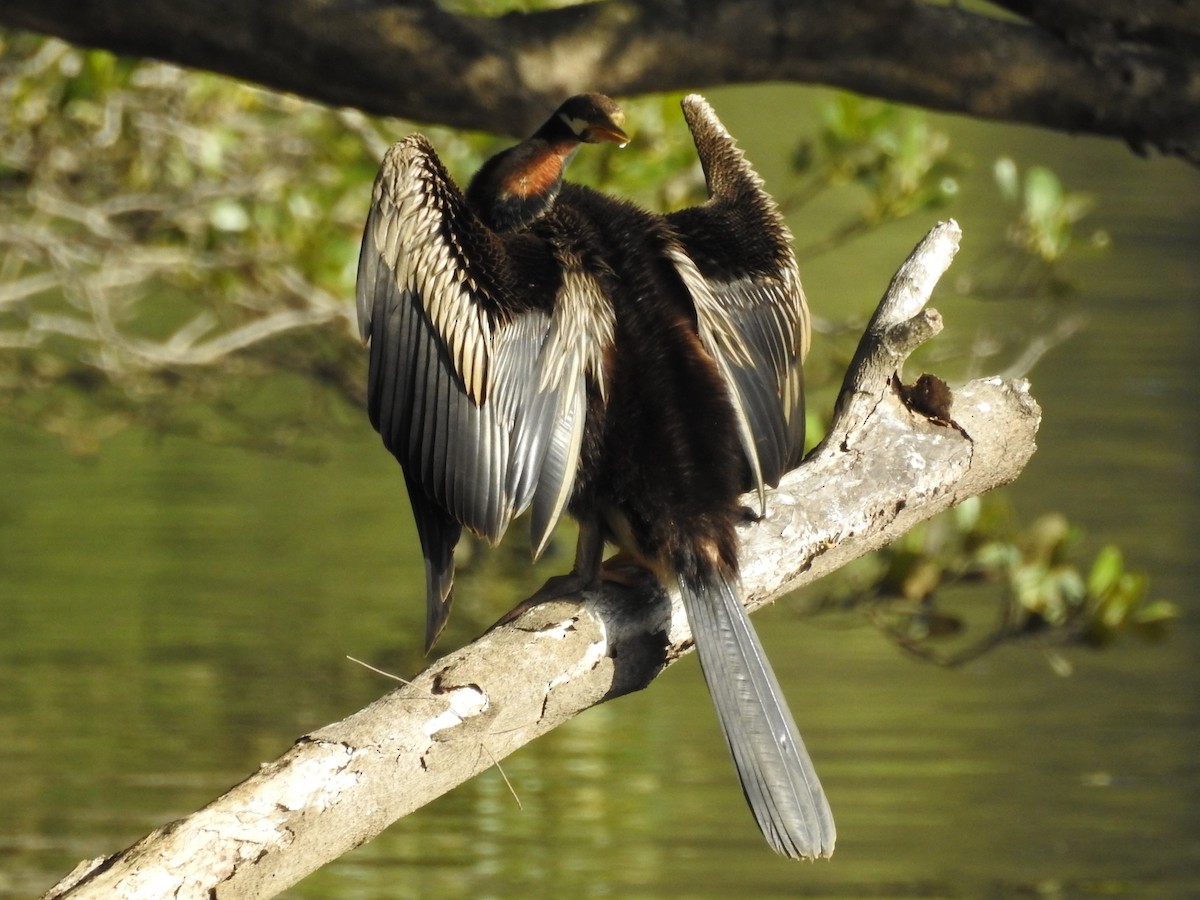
<box><xmin>667</xmin><ymin>95</ymin><xmax>810</xmax><ymax>504</ymax></box>
<box><xmin>357</xmin><ymin>135</ymin><xmax>612</xmax><ymax>649</ymax></box>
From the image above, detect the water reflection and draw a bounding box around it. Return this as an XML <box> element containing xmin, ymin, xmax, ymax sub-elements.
<box><xmin>2</xmin><ymin>85</ymin><xmax>1199</xmax><ymax>898</ymax></box>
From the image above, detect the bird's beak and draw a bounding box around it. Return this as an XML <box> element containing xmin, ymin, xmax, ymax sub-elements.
<box><xmin>588</xmin><ymin>118</ymin><xmax>629</xmax><ymax>147</ymax></box>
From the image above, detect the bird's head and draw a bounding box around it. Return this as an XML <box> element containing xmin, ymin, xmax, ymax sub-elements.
<box><xmin>467</xmin><ymin>93</ymin><xmax>629</xmax><ymax>232</ymax></box>
<box><xmin>552</xmin><ymin>93</ymin><xmax>629</xmax><ymax>146</ymax></box>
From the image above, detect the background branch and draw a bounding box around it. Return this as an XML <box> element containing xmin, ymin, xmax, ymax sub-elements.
<box><xmin>0</xmin><ymin>0</ymin><xmax>1197</xmax><ymax>162</ymax></box>
<box><xmin>41</xmin><ymin>220</ymin><xmax>1043</xmax><ymax>900</ymax></box>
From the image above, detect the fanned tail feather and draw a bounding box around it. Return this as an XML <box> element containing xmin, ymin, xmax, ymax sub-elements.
<box><xmin>678</xmin><ymin>571</ymin><xmax>836</xmax><ymax>859</ymax></box>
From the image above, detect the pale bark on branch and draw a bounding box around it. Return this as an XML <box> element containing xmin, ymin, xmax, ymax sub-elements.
<box><xmin>41</xmin><ymin>220</ymin><xmax>1042</xmax><ymax>900</ymax></box>
<box><xmin>1</xmin><ymin>0</ymin><xmax>1197</xmax><ymax>163</ymax></box>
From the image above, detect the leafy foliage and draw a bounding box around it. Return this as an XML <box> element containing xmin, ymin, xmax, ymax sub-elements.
<box><xmin>825</xmin><ymin>498</ymin><xmax>1176</xmax><ymax>671</ymax></box>
<box><xmin>1</xmin><ymin>34</ymin><xmax>381</xmax><ymax>453</ymax></box>
<box><xmin>956</xmin><ymin>157</ymin><xmax>1112</xmax><ymax>306</ymax></box>
<box><xmin>783</xmin><ymin>95</ymin><xmax>965</xmax><ymax>259</ymax></box>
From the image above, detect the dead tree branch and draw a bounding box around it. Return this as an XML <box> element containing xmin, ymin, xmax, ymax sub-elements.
<box><xmin>41</xmin><ymin>220</ymin><xmax>1042</xmax><ymax>900</ymax></box>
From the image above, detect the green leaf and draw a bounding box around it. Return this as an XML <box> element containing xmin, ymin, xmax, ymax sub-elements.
<box><xmin>994</xmin><ymin>157</ymin><xmax>1019</xmax><ymax>202</ymax></box>
<box><xmin>1024</xmin><ymin>166</ymin><xmax>1063</xmax><ymax>225</ymax></box>
<box><xmin>1087</xmin><ymin>545</ymin><xmax>1124</xmax><ymax>598</ymax></box>
<box><xmin>1132</xmin><ymin>600</ymin><xmax>1178</xmax><ymax>625</ymax></box>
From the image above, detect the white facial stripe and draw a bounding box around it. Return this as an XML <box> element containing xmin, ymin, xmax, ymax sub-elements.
<box><xmin>560</xmin><ymin>113</ymin><xmax>591</xmax><ymax>136</ymax></box>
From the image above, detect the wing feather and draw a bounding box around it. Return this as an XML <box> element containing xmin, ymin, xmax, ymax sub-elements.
<box><xmin>668</xmin><ymin>95</ymin><xmax>811</xmax><ymax>490</ymax></box>
<box><xmin>357</xmin><ymin>135</ymin><xmax>612</xmax><ymax>645</ymax></box>
<box><xmin>528</xmin><ymin>254</ymin><xmax>611</xmax><ymax>555</ymax></box>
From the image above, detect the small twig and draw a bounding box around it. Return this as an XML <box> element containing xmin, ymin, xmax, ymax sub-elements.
<box><xmin>345</xmin><ymin>655</ymin><xmax>417</xmax><ymax>686</ymax></box>
<box><xmin>478</xmin><ymin>742</ymin><xmax>523</xmax><ymax>810</ymax></box>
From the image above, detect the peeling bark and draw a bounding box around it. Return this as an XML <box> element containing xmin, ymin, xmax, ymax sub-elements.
<box><xmin>40</xmin><ymin>220</ymin><xmax>1042</xmax><ymax>900</ymax></box>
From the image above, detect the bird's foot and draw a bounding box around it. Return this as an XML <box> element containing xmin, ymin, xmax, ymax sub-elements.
<box><xmin>740</xmin><ymin>503</ymin><xmax>763</xmax><ymax>523</ymax></box>
<box><xmin>491</xmin><ymin>555</ymin><xmax>657</xmax><ymax>631</ymax></box>
<box><xmin>597</xmin><ymin>552</ymin><xmax>657</xmax><ymax>589</ymax></box>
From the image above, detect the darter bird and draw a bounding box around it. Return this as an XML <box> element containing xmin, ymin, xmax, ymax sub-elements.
<box><xmin>356</xmin><ymin>93</ymin><xmax>834</xmax><ymax>859</ymax></box>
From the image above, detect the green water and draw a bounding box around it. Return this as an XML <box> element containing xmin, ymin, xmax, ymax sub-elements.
<box><xmin>2</xmin><ymin>86</ymin><xmax>1199</xmax><ymax>898</ymax></box>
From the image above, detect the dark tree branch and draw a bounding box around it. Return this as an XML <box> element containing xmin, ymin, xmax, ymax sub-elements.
<box><xmin>39</xmin><ymin>221</ymin><xmax>1043</xmax><ymax>899</ymax></box>
<box><xmin>990</xmin><ymin>0</ymin><xmax>1200</xmax><ymax>52</ymax></box>
<box><xmin>0</xmin><ymin>0</ymin><xmax>1197</xmax><ymax>162</ymax></box>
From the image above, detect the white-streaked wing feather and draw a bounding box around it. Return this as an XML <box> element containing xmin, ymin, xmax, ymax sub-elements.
<box><xmin>357</xmin><ymin>134</ymin><xmax>610</xmax><ymax>559</ymax></box>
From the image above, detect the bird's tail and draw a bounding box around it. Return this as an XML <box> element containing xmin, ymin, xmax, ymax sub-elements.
<box><xmin>678</xmin><ymin>570</ymin><xmax>836</xmax><ymax>859</ymax></box>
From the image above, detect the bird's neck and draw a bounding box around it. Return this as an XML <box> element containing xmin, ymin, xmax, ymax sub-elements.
<box><xmin>467</xmin><ymin>138</ymin><xmax>580</xmax><ymax>232</ymax></box>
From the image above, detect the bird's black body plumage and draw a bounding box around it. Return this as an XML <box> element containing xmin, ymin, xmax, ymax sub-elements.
<box><xmin>541</xmin><ymin>178</ymin><xmax>832</xmax><ymax>860</ymax></box>
<box><xmin>539</xmin><ymin>186</ymin><xmax>749</xmax><ymax>578</ymax></box>
<box><xmin>356</xmin><ymin>93</ymin><xmax>833</xmax><ymax>859</ymax></box>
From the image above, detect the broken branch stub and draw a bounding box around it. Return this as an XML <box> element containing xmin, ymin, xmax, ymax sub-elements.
<box><xmin>830</xmin><ymin>220</ymin><xmax>959</xmax><ymax>438</ymax></box>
